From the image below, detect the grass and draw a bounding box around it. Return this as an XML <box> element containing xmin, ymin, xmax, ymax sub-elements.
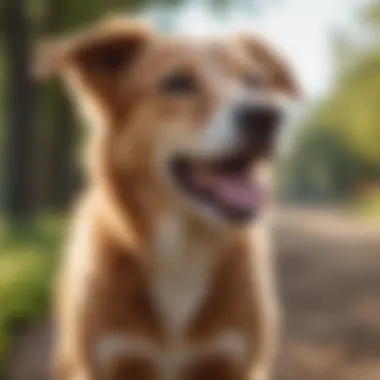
<box><xmin>0</xmin><ymin>215</ymin><xmax>63</xmax><ymax>364</ymax></box>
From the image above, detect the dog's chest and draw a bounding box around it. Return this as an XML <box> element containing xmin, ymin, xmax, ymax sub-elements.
<box><xmin>151</xmin><ymin>217</ymin><xmax>215</xmax><ymax>335</ymax></box>
<box><xmin>95</xmin><ymin>218</ymin><xmax>252</xmax><ymax>378</ymax></box>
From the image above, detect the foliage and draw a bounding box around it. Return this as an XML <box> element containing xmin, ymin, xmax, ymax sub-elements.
<box><xmin>0</xmin><ymin>217</ymin><xmax>63</xmax><ymax>365</ymax></box>
<box><xmin>282</xmin><ymin>0</ymin><xmax>380</xmax><ymax>207</ymax></box>
<box><xmin>350</xmin><ymin>185</ymin><xmax>380</xmax><ymax>218</ymax></box>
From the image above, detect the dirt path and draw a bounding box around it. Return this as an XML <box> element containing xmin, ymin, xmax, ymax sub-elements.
<box><xmin>6</xmin><ymin>208</ymin><xmax>380</xmax><ymax>380</ymax></box>
<box><xmin>274</xmin><ymin>207</ymin><xmax>380</xmax><ymax>380</ymax></box>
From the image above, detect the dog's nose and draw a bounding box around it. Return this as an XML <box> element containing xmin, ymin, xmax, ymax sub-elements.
<box><xmin>235</xmin><ymin>104</ymin><xmax>282</xmax><ymax>145</ymax></box>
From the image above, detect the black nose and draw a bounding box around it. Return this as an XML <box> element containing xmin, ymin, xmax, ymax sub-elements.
<box><xmin>235</xmin><ymin>104</ymin><xmax>282</xmax><ymax>145</ymax></box>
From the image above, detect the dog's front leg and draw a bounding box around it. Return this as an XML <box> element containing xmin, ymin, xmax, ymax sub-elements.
<box><xmin>248</xmin><ymin>365</ymin><xmax>271</xmax><ymax>380</ymax></box>
<box><xmin>246</xmin><ymin>306</ymin><xmax>279</xmax><ymax>380</ymax></box>
<box><xmin>246</xmin><ymin>225</ymin><xmax>281</xmax><ymax>380</ymax></box>
<box><xmin>53</xmin><ymin>271</ymin><xmax>99</xmax><ymax>380</ymax></box>
<box><xmin>53</xmin><ymin>356</ymin><xmax>96</xmax><ymax>380</ymax></box>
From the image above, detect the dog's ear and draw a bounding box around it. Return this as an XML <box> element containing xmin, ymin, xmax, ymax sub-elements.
<box><xmin>237</xmin><ymin>34</ymin><xmax>301</xmax><ymax>99</ymax></box>
<box><xmin>34</xmin><ymin>17</ymin><xmax>153</xmax><ymax>122</ymax></box>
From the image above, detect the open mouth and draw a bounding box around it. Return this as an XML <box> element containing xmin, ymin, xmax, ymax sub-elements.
<box><xmin>169</xmin><ymin>152</ymin><xmax>265</xmax><ymax>222</ymax></box>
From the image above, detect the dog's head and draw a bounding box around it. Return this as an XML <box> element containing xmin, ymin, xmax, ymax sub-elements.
<box><xmin>36</xmin><ymin>18</ymin><xmax>300</xmax><ymax>226</ymax></box>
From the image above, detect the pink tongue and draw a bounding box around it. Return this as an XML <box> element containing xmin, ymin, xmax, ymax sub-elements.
<box><xmin>208</xmin><ymin>173</ymin><xmax>263</xmax><ymax>209</ymax></box>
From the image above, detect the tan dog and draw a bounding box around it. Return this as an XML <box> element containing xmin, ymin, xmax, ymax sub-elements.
<box><xmin>37</xmin><ymin>17</ymin><xmax>300</xmax><ymax>380</ymax></box>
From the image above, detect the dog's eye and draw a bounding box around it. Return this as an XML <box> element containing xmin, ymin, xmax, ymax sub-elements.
<box><xmin>244</xmin><ymin>73</ymin><xmax>266</xmax><ymax>90</ymax></box>
<box><xmin>160</xmin><ymin>72</ymin><xmax>198</xmax><ymax>94</ymax></box>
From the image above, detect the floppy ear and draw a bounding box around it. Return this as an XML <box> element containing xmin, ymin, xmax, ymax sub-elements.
<box><xmin>237</xmin><ymin>34</ymin><xmax>301</xmax><ymax>99</ymax></box>
<box><xmin>34</xmin><ymin>17</ymin><xmax>153</xmax><ymax>122</ymax></box>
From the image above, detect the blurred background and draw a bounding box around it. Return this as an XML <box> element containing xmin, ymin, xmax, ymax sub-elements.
<box><xmin>0</xmin><ymin>0</ymin><xmax>380</xmax><ymax>379</ymax></box>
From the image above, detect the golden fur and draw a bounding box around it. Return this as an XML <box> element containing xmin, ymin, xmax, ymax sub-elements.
<box><xmin>36</xmin><ymin>17</ymin><xmax>300</xmax><ymax>380</ymax></box>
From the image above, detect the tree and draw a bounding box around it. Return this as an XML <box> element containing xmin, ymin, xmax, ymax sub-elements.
<box><xmin>282</xmin><ymin>0</ymin><xmax>380</xmax><ymax>203</ymax></box>
<box><xmin>3</xmin><ymin>0</ymin><xmax>36</xmax><ymax>217</ymax></box>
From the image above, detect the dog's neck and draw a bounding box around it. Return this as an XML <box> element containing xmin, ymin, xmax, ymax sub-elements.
<box><xmin>95</xmin><ymin>180</ymin><xmax>236</xmax><ymax>256</ymax></box>
<box><xmin>93</xmin><ymin>169</ymin><xmax>245</xmax><ymax>260</ymax></box>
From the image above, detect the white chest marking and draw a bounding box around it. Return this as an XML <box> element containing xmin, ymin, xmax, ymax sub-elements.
<box><xmin>96</xmin><ymin>331</ymin><xmax>249</xmax><ymax>379</ymax></box>
<box><xmin>151</xmin><ymin>216</ymin><xmax>215</xmax><ymax>336</ymax></box>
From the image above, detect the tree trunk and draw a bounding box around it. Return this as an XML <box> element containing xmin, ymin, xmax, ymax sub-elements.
<box><xmin>3</xmin><ymin>0</ymin><xmax>36</xmax><ymax>218</ymax></box>
<box><xmin>41</xmin><ymin>0</ymin><xmax>77</xmax><ymax>211</ymax></box>
<box><xmin>47</xmin><ymin>90</ymin><xmax>76</xmax><ymax>209</ymax></box>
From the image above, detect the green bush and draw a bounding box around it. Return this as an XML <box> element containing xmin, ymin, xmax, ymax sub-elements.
<box><xmin>350</xmin><ymin>186</ymin><xmax>380</xmax><ymax>218</ymax></box>
<box><xmin>0</xmin><ymin>216</ymin><xmax>63</xmax><ymax>363</ymax></box>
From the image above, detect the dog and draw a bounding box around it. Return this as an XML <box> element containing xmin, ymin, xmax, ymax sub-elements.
<box><xmin>36</xmin><ymin>16</ymin><xmax>300</xmax><ymax>380</ymax></box>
